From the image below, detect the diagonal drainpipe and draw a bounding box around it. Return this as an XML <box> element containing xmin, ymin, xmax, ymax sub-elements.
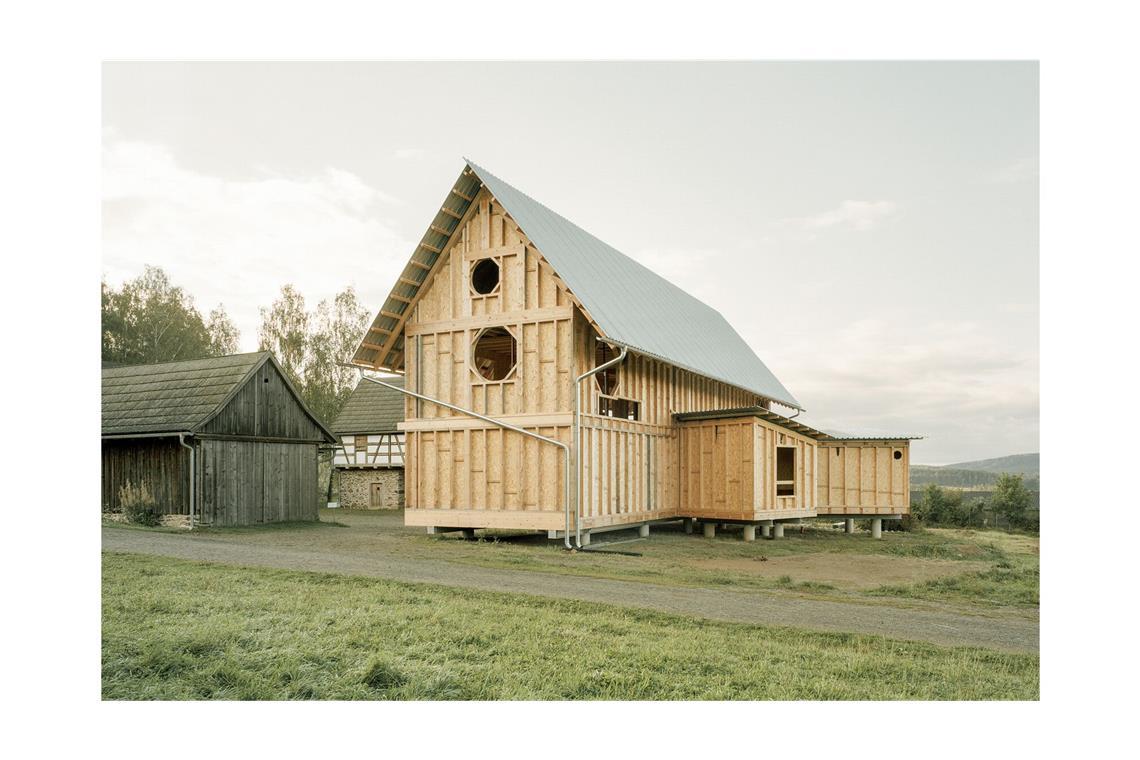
<box><xmin>344</xmin><ymin>365</ymin><xmax>577</xmax><ymax>549</ymax></box>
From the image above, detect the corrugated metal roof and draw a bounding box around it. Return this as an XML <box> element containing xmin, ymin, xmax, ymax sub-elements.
<box><xmin>330</xmin><ymin>376</ymin><xmax>405</xmax><ymax>435</ymax></box>
<box><xmin>673</xmin><ymin>406</ymin><xmax>922</xmax><ymax>442</ymax></box>
<box><xmin>464</xmin><ymin>160</ymin><xmax>802</xmax><ymax>410</ymax></box>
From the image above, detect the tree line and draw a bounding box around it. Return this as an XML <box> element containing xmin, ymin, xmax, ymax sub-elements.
<box><xmin>912</xmin><ymin>474</ymin><xmax>1037</xmax><ymax>531</ymax></box>
<box><xmin>101</xmin><ymin>265</ymin><xmax>370</xmax><ymax>426</ymax></box>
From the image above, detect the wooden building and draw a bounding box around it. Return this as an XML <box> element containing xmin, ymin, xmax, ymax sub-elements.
<box><xmin>102</xmin><ymin>352</ymin><xmax>336</xmax><ymax>526</ymax></box>
<box><xmin>351</xmin><ymin>160</ymin><xmax>919</xmax><ymax>542</ymax></box>
<box><xmin>330</xmin><ymin>376</ymin><xmax>406</xmax><ymax>509</ymax></box>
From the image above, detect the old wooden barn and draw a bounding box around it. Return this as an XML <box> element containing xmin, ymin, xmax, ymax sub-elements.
<box><xmin>351</xmin><ymin>160</ymin><xmax>919</xmax><ymax>544</ymax></box>
<box><xmin>330</xmin><ymin>376</ymin><xmax>406</xmax><ymax>509</ymax></box>
<box><xmin>102</xmin><ymin>352</ymin><xmax>336</xmax><ymax>526</ymax></box>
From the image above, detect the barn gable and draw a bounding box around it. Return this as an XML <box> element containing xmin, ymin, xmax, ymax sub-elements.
<box><xmin>353</xmin><ymin>159</ymin><xmax>801</xmax><ymax>410</ymax></box>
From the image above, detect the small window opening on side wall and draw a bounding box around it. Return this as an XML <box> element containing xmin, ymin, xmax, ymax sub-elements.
<box><xmin>776</xmin><ymin>446</ymin><xmax>796</xmax><ymax>497</ymax></box>
<box><xmin>471</xmin><ymin>258</ymin><xmax>500</xmax><ymax>295</ymax></box>
<box><xmin>894</xmin><ymin>449</ymin><xmax>903</xmax><ymax>460</ymax></box>
<box><xmin>594</xmin><ymin>342</ymin><xmax>620</xmax><ymax>394</ymax></box>
<box><xmin>599</xmin><ymin>396</ymin><xmax>640</xmax><ymax>421</ymax></box>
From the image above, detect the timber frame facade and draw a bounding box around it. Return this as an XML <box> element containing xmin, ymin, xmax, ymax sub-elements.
<box><xmin>353</xmin><ymin>161</ymin><xmax>920</xmax><ymax>540</ymax></box>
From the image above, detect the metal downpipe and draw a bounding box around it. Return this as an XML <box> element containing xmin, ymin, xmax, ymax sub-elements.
<box><xmin>177</xmin><ymin>433</ymin><xmax>195</xmax><ymax>529</ymax></box>
<box><xmin>344</xmin><ymin>366</ymin><xmax>576</xmax><ymax>550</ymax></box>
<box><xmin>573</xmin><ymin>340</ymin><xmax>628</xmax><ymax>549</ymax></box>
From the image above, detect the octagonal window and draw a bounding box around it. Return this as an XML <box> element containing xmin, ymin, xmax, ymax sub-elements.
<box><xmin>472</xmin><ymin>326</ymin><xmax>517</xmax><ymax>381</ymax></box>
<box><xmin>471</xmin><ymin>258</ymin><xmax>500</xmax><ymax>295</ymax></box>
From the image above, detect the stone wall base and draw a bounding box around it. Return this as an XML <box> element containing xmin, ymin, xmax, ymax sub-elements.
<box><xmin>335</xmin><ymin>468</ymin><xmax>404</xmax><ymax>509</ymax></box>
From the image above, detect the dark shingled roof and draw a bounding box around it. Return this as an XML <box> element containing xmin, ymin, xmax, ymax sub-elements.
<box><xmin>331</xmin><ymin>377</ymin><xmax>405</xmax><ymax>435</ymax></box>
<box><xmin>100</xmin><ymin>351</ymin><xmax>333</xmax><ymax>438</ymax></box>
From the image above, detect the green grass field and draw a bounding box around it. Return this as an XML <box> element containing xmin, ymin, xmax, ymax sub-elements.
<box><xmin>388</xmin><ymin>517</ymin><xmax>1040</xmax><ymax>612</ymax></box>
<box><xmin>102</xmin><ymin>552</ymin><xmax>1038</xmax><ymax>700</ymax></box>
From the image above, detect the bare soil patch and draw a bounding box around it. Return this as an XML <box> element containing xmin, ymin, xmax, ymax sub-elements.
<box><xmin>693</xmin><ymin>554</ymin><xmax>989</xmax><ymax>589</ymax></box>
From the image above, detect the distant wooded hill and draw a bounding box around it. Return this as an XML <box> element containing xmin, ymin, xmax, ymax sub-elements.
<box><xmin>911</xmin><ymin>453</ymin><xmax>1039</xmax><ymax>491</ymax></box>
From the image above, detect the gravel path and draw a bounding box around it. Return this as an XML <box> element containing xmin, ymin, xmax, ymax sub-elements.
<box><xmin>103</xmin><ymin>525</ymin><xmax>1038</xmax><ymax>653</ymax></box>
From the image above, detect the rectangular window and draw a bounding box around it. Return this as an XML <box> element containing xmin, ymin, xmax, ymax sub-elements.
<box><xmin>599</xmin><ymin>396</ymin><xmax>640</xmax><ymax>421</ymax></box>
<box><xmin>776</xmin><ymin>446</ymin><xmax>796</xmax><ymax>496</ymax></box>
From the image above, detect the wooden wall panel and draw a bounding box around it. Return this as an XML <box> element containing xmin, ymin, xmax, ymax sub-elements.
<box><xmin>815</xmin><ymin>441</ymin><xmax>911</xmax><ymax>515</ymax></box>
<box><xmin>101</xmin><ymin>439</ymin><xmax>188</xmax><ymax>514</ymax></box>
<box><xmin>197</xmin><ymin>439</ymin><xmax>319</xmax><ymax>526</ymax></box>
<box><xmin>677</xmin><ymin>416</ymin><xmax>818</xmax><ymax>521</ymax></box>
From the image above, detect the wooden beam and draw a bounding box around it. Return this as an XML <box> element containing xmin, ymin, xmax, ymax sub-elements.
<box><xmin>390</xmin><ymin>293</ymin><xmax>413</xmax><ymax>303</ymax></box>
<box><xmin>419</xmin><ymin>242</ymin><xmax>442</xmax><ymax>254</ymax></box>
<box><xmin>368</xmin><ymin>326</ymin><xmax>390</xmax><ymax>335</ymax></box>
<box><xmin>451</xmin><ymin>187</ymin><xmax>474</xmax><ymax>202</ymax></box>
<box><xmin>439</xmin><ymin>206</ymin><xmax>462</xmax><ymax>219</ymax></box>
<box><xmin>398</xmin><ymin>276</ymin><xmax>422</xmax><ymax>287</ymax></box>
<box><xmin>409</xmin><ymin>259</ymin><xmax>432</xmax><ymax>270</ymax></box>
<box><xmin>359</xmin><ymin>341</ymin><xmax>387</xmax><ymax>351</ymax></box>
<box><xmin>380</xmin><ymin>309</ymin><xmax>404</xmax><ymax>320</ymax></box>
<box><xmin>429</xmin><ymin>224</ymin><xmax>452</xmax><ymax>237</ymax></box>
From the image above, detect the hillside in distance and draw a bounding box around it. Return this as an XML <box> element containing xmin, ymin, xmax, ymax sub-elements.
<box><xmin>944</xmin><ymin>453</ymin><xmax>1038</xmax><ymax>476</ymax></box>
<box><xmin>911</xmin><ymin>453</ymin><xmax>1039</xmax><ymax>491</ymax></box>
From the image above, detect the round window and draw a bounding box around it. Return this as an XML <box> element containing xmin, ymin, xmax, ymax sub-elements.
<box><xmin>472</xmin><ymin>327</ymin><xmax>517</xmax><ymax>381</ymax></box>
<box><xmin>471</xmin><ymin>258</ymin><xmax>500</xmax><ymax>295</ymax></box>
<box><xmin>893</xmin><ymin>450</ymin><xmax>902</xmax><ymax>460</ymax></box>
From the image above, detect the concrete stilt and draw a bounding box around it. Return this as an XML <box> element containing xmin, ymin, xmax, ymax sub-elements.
<box><xmin>683</xmin><ymin>518</ymin><xmax>694</xmax><ymax>534</ymax></box>
<box><xmin>871</xmin><ymin>518</ymin><xmax>882</xmax><ymax>539</ymax></box>
<box><xmin>702</xmin><ymin>522</ymin><xmax>716</xmax><ymax>539</ymax></box>
<box><xmin>761</xmin><ymin>524</ymin><xmax>771</xmax><ymax>539</ymax></box>
<box><xmin>845</xmin><ymin>518</ymin><xmax>855</xmax><ymax>535</ymax></box>
<box><xmin>773</xmin><ymin>523</ymin><xmax>785</xmax><ymax>539</ymax></box>
<box><xmin>461</xmin><ymin>528</ymin><xmax>476</xmax><ymax>540</ymax></box>
<box><xmin>742</xmin><ymin>525</ymin><xmax>756</xmax><ymax>542</ymax></box>
<box><xmin>579</xmin><ymin>530</ymin><xmax>592</xmax><ymax>547</ymax></box>
<box><xmin>639</xmin><ymin>523</ymin><xmax>650</xmax><ymax>538</ymax></box>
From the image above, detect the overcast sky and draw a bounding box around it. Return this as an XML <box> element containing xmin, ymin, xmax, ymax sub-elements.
<box><xmin>102</xmin><ymin>62</ymin><xmax>1038</xmax><ymax>465</ymax></box>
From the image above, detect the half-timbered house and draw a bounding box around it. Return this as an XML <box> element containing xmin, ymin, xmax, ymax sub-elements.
<box><xmin>330</xmin><ymin>376</ymin><xmax>406</xmax><ymax>509</ymax></box>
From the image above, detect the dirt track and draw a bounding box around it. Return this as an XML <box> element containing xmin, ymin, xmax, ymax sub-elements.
<box><xmin>102</xmin><ymin>522</ymin><xmax>1038</xmax><ymax>653</ymax></box>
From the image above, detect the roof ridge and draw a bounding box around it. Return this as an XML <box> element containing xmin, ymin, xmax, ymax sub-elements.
<box><xmin>101</xmin><ymin>351</ymin><xmax>268</xmax><ymax>373</ymax></box>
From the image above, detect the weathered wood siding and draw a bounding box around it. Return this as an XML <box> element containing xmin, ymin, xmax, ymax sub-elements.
<box><xmin>816</xmin><ymin>441</ymin><xmax>910</xmax><ymax>515</ymax></box>
<box><xmin>197</xmin><ymin>439</ymin><xmax>319</xmax><ymax>526</ymax></box>
<box><xmin>678</xmin><ymin>416</ymin><xmax>818</xmax><ymax>521</ymax></box>
<box><xmin>101</xmin><ymin>438</ymin><xmax>189</xmax><ymax>514</ymax></box>
<box><xmin>200</xmin><ymin>359</ymin><xmax>327</xmax><ymax>440</ymax></box>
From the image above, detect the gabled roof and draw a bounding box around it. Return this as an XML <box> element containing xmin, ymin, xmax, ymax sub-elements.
<box><xmin>330</xmin><ymin>376</ymin><xmax>405</xmax><ymax>435</ymax></box>
<box><xmin>101</xmin><ymin>351</ymin><xmax>334</xmax><ymax>441</ymax></box>
<box><xmin>674</xmin><ymin>406</ymin><xmax>923</xmax><ymax>442</ymax></box>
<box><xmin>354</xmin><ymin>159</ymin><xmax>801</xmax><ymax>410</ymax></box>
